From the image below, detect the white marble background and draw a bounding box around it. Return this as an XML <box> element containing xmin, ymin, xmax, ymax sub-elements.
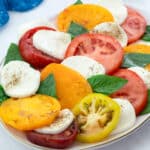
<box><xmin>0</xmin><ymin>0</ymin><xmax>150</xmax><ymax>149</ymax></box>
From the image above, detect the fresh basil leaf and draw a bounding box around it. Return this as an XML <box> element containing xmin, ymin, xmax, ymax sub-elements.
<box><xmin>0</xmin><ymin>85</ymin><xmax>9</xmax><ymax>104</ymax></box>
<box><xmin>145</xmin><ymin>25</ymin><xmax>150</xmax><ymax>33</ymax></box>
<box><xmin>37</xmin><ymin>74</ymin><xmax>57</xmax><ymax>98</ymax></box>
<box><xmin>122</xmin><ymin>53</ymin><xmax>150</xmax><ymax>68</ymax></box>
<box><xmin>87</xmin><ymin>75</ymin><xmax>128</xmax><ymax>95</ymax></box>
<box><xmin>4</xmin><ymin>43</ymin><xmax>23</xmax><ymax>65</ymax></box>
<box><xmin>142</xmin><ymin>25</ymin><xmax>150</xmax><ymax>41</ymax></box>
<box><xmin>74</xmin><ymin>0</ymin><xmax>83</xmax><ymax>5</ymax></box>
<box><xmin>67</xmin><ymin>21</ymin><xmax>88</xmax><ymax>39</ymax></box>
<box><xmin>142</xmin><ymin>33</ymin><xmax>150</xmax><ymax>41</ymax></box>
<box><xmin>141</xmin><ymin>90</ymin><xmax>150</xmax><ymax>115</ymax></box>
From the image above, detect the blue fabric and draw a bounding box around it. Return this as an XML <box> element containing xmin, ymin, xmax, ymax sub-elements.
<box><xmin>0</xmin><ymin>0</ymin><xmax>9</xmax><ymax>27</ymax></box>
<box><xmin>0</xmin><ymin>0</ymin><xmax>43</xmax><ymax>27</ymax></box>
<box><xmin>7</xmin><ymin>0</ymin><xmax>43</xmax><ymax>11</ymax></box>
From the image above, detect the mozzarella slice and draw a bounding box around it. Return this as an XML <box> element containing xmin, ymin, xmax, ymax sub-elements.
<box><xmin>61</xmin><ymin>56</ymin><xmax>105</xmax><ymax>79</ymax></box>
<box><xmin>92</xmin><ymin>22</ymin><xmax>128</xmax><ymax>47</ymax></box>
<box><xmin>128</xmin><ymin>67</ymin><xmax>150</xmax><ymax>89</ymax></box>
<box><xmin>18</xmin><ymin>19</ymin><xmax>55</xmax><ymax>38</ymax></box>
<box><xmin>111</xmin><ymin>98</ymin><xmax>136</xmax><ymax>135</ymax></box>
<box><xmin>35</xmin><ymin>109</ymin><xmax>74</xmax><ymax>134</ymax></box>
<box><xmin>0</xmin><ymin>61</ymin><xmax>40</xmax><ymax>98</ymax></box>
<box><xmin>98</xmin><ymin>0</ymin><xmax>127</xmax><ymax>24</ymax></box>
<box><xmin>33</xmin><ymin>30</ymin><xmax>71</xmax><ymax>59</ymax></box>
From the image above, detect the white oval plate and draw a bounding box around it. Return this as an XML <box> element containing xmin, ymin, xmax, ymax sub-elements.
<box><xmin>0</xmin><ymin>0</ymin><xmax>150</xmax><ymax>149</ymax></box>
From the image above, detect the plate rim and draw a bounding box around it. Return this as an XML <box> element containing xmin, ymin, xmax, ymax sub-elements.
<box><xmin>0</xmin><ymin>114</ymin><xmax>149</xmax><ymax>150</ymax></box>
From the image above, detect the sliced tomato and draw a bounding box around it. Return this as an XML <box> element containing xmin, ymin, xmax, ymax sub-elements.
<box><xmin>111</xmin><ymin>69</ymin><xmax>148</xmax><ymax>115</ymax></box>
<box><xmin>19</xmin><ymin>26</ymin><xmax>61</xmax><ymax>69</ymax></box>
<box><xmin>72</xmin><ymin>93</ymin><xmax>120</xmax><ymax>143</ymax></box>
<box><xmin>121</xmin><ymin>7</ymin><xmax>146</xmax><ymax>44</ymax></box>
<box><xmin>65</xmin><ymin>33</ymin><xmax>124</xmax><ymax>74</ymax></box>
<box><xmin>26</xmin><ymin>121</ymin><xmax>78</xmax><ymax>149</ymax></box>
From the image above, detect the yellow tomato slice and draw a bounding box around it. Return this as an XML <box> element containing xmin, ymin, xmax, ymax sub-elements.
<box><xmin>73</xmin><ymin>93</ymin><xmax>120</xmax><ymax>143</ymax></box>
<box><xmin>41</xmin><ymin>63</ymin><xmax>92</xmax><ymax>109</ymax></box>
<box><xmin>57</xmin><ymin>4</ymin><xmax>114</xmax><ymax>31</ymax></box>
<box><xmin>145</xmin><ymin>64</ymin><xmax>150</xmax><ymax>71</ymax></box>
<box><xmin>0</xmin><ymin>94</ymin><xmax>61</xmax><ymax>131</ymax></box>
<box><xmin>124</xmin><ymin>44</ymin><xmax>150</xmax><ymax>54</ymax></box>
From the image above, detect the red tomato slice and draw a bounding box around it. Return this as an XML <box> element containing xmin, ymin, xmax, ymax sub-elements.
<box><xmin>111</xmin><ymin>69</ymin><xmax>148</xmax><ymax>115</ymax></box>
<box><xmin>19</xmin><ymin>26</ymin><xmax>61</xmax><ymax>69</ymax></box>
<box><xmin>26</xmin><ymin>121</ymin><xmax>78</xmax><ymax>149</ymax></box>
<box><xmin>121</xmin><ymin>7</ymin><xmax>146</xmax><ymax>44</ymax></box>
<box><xmin>65</xmin><ymin>33</ymin><xmax>124</xmax><ymax>74</ymax></box>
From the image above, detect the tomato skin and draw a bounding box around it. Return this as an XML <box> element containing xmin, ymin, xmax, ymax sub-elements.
<box><xmin>65</xmin><ymin>33</ymin><xmax>124</xmax><ymax>74</ymax></box>
<box><xmin>26</xmin><ymin>121</ymin><xmax>78</xmax><ymax>149</ymax></box>
<box><xmin>111</xmin><ymin>69</ymin><xmax>148</xmax><ymax>115</ymax></box>
<box><xmin>122</xmin><ymin>7</ymin><xmax>146</xmax><ymax>44</ymax></box>
<box><xmin>72</xmin><ymin>93</ymin><xmax>120</xmax><ymax>143</ymax></box>
<box><xmin>19</xmin><ymin>27</ymin><xmax>61</xmax><ymax>69</ymax></box>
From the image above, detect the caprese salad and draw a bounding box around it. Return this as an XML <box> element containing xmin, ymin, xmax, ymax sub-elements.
<box><xmin>0</xmin><ymin>0</ymin><xmax>150</xmax><ymax>149</ymax></box>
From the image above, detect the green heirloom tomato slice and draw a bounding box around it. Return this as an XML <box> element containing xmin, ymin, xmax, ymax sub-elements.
<box><xmin>72</xmin><ymin>93</ymin><xmax>120</xmax><ymax>143</ymax></box>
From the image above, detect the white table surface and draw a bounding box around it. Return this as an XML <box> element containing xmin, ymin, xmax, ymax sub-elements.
<box><xmin>0</xmin><ymin>0</ymin><xmax>150</xmax><ymax>150</ymax></box>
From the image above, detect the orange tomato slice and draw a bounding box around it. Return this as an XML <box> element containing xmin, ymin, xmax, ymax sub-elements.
<box><xmin>124</xmin><ymin>44</ymin><xmax>150</xmax><ymax>54</ymax></box>
<box><xmin>145</xmin><ymin>64</ymin><xmax>150</xmax><ymax>71</ymax></box>
<box><xmin>41</xmin><ymin>63</ymin><xmax>92</xmax><ymax>109</ymax></box>
<box><xmin>57</xmin><ymin>4</ymin><xmax>114</xmax><ymax>31</ymax></box>
<box><xmin>0</xmin><ymin>94</ymin><xmax>61</xmax><ymax>131</ymax></box>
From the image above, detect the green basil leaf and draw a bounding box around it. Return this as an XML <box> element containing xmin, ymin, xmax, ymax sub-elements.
<box><xmin>0</xmin><ymin>85</ymin><xmax>9</xmax><ymax>104</ymax></box>
<box><xmin>87</xmin><ymin>75</ymin><xmax>128</xmax><ymax>95</ymax></box>
<box><xmin>142</xmin><ymin>33</ymin><xmax>150</xmax><ymax>41</ymax></box>
<box><xmin>67</xmin><ymin>21</ymin><xmax>88</xmax><ymax>39</ymax></box>
<box><xmin>122</xmin><ymin>53</ymin><xmax>150</xmax><ymax>68</ymax></box>
<box><xmin>4</xmin><ymin>43</ymin><xmax>23</xmax><ymax>65</ymax></box>
<box><xmin>37</xmin><ymin>74</ymin><xmax>57</xmax><ymax>98</ymax></box>
<box><xmin>141</xmin><ymin>90</ymin><xmax>150</xmax><ymax>115</ymax></box>
<box><xmin>74</xmin><ymin>0</ymin><xmax>83</xmax><ymax>5</ymax></box>
<box><xmin>145</xmin><ymin>25</ymin><xmax>150</xmax><ymax>33</ymax></box>
<box><xmin>142</xmin><ymin>25</ymin><xmax>150</xmax><ymax>41</ymax></box>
